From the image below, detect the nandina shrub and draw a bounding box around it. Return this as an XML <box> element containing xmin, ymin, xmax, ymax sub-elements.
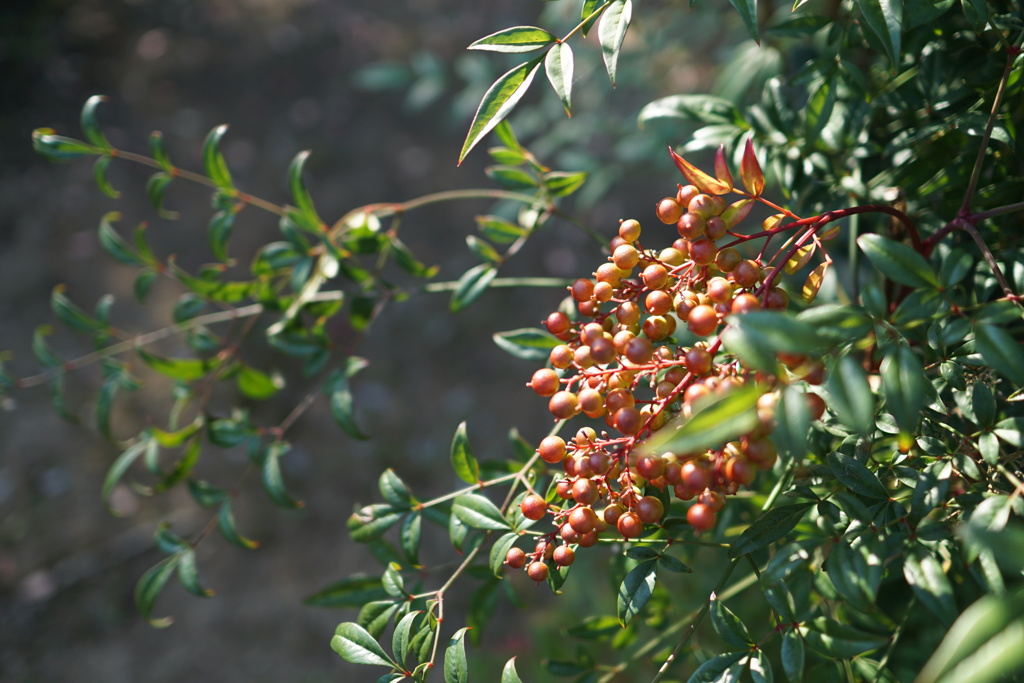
<box><xmin>10</xmin><ymin>0</ymin><xmax>1024</xmax><ymax>681</ymax></box>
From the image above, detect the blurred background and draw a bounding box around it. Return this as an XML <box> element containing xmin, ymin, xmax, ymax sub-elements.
<box><xmin>0</xmin><ymin>0</ymin><xmax>747</xmax><ymax>680</ymax></box>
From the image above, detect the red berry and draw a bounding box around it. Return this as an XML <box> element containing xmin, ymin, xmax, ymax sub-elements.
<box><xmin>572</xmin><ymin>478</ymin><xmax>599</xmax><ymax>505</ymax></box>
<box><xmin>553</xmin><ymin>545</ymin><xmax>576</xmax><ymax>566</ymax></box>
<box><xmin>520</xmin><ymin>493</ymin><xmax>548</xmax><ymax>520</ymax></box>
<box><xmin>689</xmin><ymin>238</ymin><xmax>717</xmax><ymax>265</ymax></box>
<box><xmin>549</xmin><ymin>391</ymin><xmax>579</xmax><ymax>419</ymax></box>
<box><xmin>617</xmin><ymin>510</ymin><xmax>644</xmax><ymax>538</ymax></box>
<box><xmin>568</xmin><ymin>506</ymin><xmax>598</xmax><ymax>534</ymax></box>
<box><xmin>538</xmin><ymin>436</ymin><xmax>567</xmax><ymax>464</ymax></box>
<box><xmin>687</xmin><ymin>503</ymin><xmax>716</xmax><ymax>532</ymax></box>
<box><xmin>687</xmin><ymin>305</ymin><xmax>719</xmax><ymax>337</ymax></box>
<box><xmin>529</xmin><ymin>368</ymin><xmax>560</xmax><ymax>396</ymax></box>
<box><xmin>636</xmin><ymin>496</ymin><xmax>665</xmax><ymax>523</ymax></box>
<box><xmin>545</xmin><ymin>311</ymin><xmax>571</xmax><ymax>337</ymax></box>
<box><xmin>527</xmin><ymin>561</ymin><xmax>549</xmax><ymax>582</ymax></box>
<box><xmin>656</xmin><ymin>198</ymin><xmax>684</xmax><ymax>225</ymax></box>
<box><xmin>506</xmin><ymin>547</ymin><xmax>527</xmax><ymax>569</ymax></box>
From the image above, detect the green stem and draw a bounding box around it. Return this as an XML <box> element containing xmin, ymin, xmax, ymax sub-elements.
<box><xmin>959</xmin><ymin>51</ymin><xmax>1014</xmax><ymax>218</ymax></box>
<box><xmin>422</xmin><ymin>276</ymin><xmax>572</xmax><ymax>293</ymax></box>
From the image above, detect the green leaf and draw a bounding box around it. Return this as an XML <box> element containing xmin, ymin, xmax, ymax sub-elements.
<box><xmin>476</xmin><ymin>215</ymin><xmax>526</xmax><ymax>244</ymax></box>
<box><xmin>729</xmin><ymin>503</ymin><xmax>813</xmax><ymax>557</ymax></box>
<box><xmin>493</xmin><ymin>327</ymin><xmax>560</xmax><ymax>361</ymax></box>
<box><xmin>382</xmin><ymin>561</ymin><xmax>405</xmax><ymax>598</ymax></box>
<box><xmin>466</xmin><ymin>235</ymin><xmax>502</xmax><ymax>264</ymax></box>
<box><xmin>458</xmin><ymin>57</ymin><xmax>544</xmax><ymax>164</ymax></box>
<box><xmin>98</xmin><ymin>212</ymin><xmax>146</xmax><ymax>266</ymax></box>
<box><xmin>918</xmin><ymin>589</ymin><xmax>1024</xmax><ymax>683</ymax></box>
<box><xmin>638</xmin><ymin>94</ymin><xmax>745</xmax><ymax>127</ymax></box>
<box><xmin>80</xmin><ymin>95</ymin><xmax>112</xmax><ymax>150</ymax></box>
<box><xmin>827</xmin><ymin>451</ymin><xmax>889</xmax><ymax>500</ymax></box>
<box><xmin>399</xmin><ymin>512</ymin><xmax>421</xmax><ymax>565</ymax></box>
<box><xmin>750</xmin><ymin>650</ymin><xmax>773</xmax><ymax>683</ymax></box>
<box><xmin>858</xmin><ymin>234</ymin><xmax>938</xmax><ymax>289</ymax></box>
<box><xmin>148</xmin><ymin>130</ymin><xmax>172</xmax><ymax>170</ymax></box>
<box><xmin>444</xmin><ymin>627</ymin><xmax>471</xmax><ymax>683</ymax></box>
<box><xmin>617</xmin><ymin>559</ymin><xmax>657</xmax><ymax>626</ymax></box>
<box><xmin>806</xmin><ymin>73</ymin><xmax>837</xmax><ymax>141</ymax></box>
<box><xmin>640</xmin><ymin>385</ymin><xmax>761</xmax><ymax>456</ymax></box>
<box><xmin>51</xmin><ymin>286</ymin><xmax>103</xmax><ymax>333</ymax></box>
<box><xmin>502</xmin><ymin>657</ymin><xmax>525</xmax><ymax>683</ymax></box>
<box><xmin>177</xmin><ymin>549</ymin><xmax>213</xmax><ymax>597</ymax></box>
<box><xmin>773</xmin><ymin>385</ymin><xmax>810</xmax><ymax>459</ymax></box>
<box><xmin>451</xmin><ymin>263</ymin><xmax>498</xmax><ymax>312</ymax></box>
<box><xmin>545</xmin><ymin>42</ymin><xmax>574</xmax><ymax>116</ymax></box>
<box><xmin>450</xmin><ymin>421</ymin><xmax>480</xmax><ymax>485</ymax></box>
<box><xmin>904</xmin><ymin>549</ymin><xmax>957</xmax><ymax>627</ymax></box>
<box><xmin>781</xmin><ymin>630</ymin><xmax>805</xmax><ymax>682</ymax></box>
<box><xmin>688</xmin><ymin>651</ymin><xmax>746</xmax><ymax>682</ymax></box>
<box><xmin>261</xmin><ymin>441</ymin><xmax>303</xmax><ymax>508</ymax></box>
<box><xmin>544</xmin><ymin>171</ymin><xmax>588</xmax><ymax>197</ymax></box>
<box><xmin>217</xmin><ymin>500</ymin><xmax>260</xmax><ymax>549</ymax></box>
<box><xmin>994</xmin><ymin>417</ymin><xmax>1024</xmax><ymax>447</ymax></box>
<box><xmin>150</xmin><ymin>438</ymin><xmax>201</xmax><ymax>493</ymax></box>
<box><xmin>31</xmin><ymin>326</ymin><xmax>61</xmax><ymax>368</ymax></box>
<box><xmin>711</xmin><ymin>596</ymin><xmax>754</xmax><ymax>648</ymax></box>
<box><xmin>490</xmin><ymin>532</ymin><xmax>520</xmax><ymax>576</ymax></box>
<box><xmin>136</xmin><ymin>347</ymin><xmax>218</xmax><ymax>382</ymax></box>
<box><xmin>598</xmin><ymin>0</ymin><xmax>632</xmax><ymax>86</ymax></box>
<box><xmin>202</xmin><ymin>124</ymin><xmax>234</xmax><ymax>189</ymax></box>
<box><xmin>726</xmin><ymin>310</ymin><xmax>825</xmax><ymax>353</ymax></box>
<box><xmin>826</xmin><ymin>355</ymin><xmax>875</xmax><ymax>436</ymax></box>
<box><xmin>92</xmin><ymin>155</ymin><xmax>120</xmax><ymax>198</ymax></box>
<box><xmin>135</xmin><ymin>554</ymin><xmax>181</xmax><ymax>628</ymax></box>
<box><xmin>349</xmin><ymin>504</ymin><xmax>404</xmax><ymax>543</ymax></box>
<box><xmin>288</xmin><ymin>150</ymin><xmax>323</xmax><ymax>230</ymax></box>
<box><xmin>468</xmin><ymin>26</ymin><xmax>557</xmax><ymax>53</ymax></box>
<box><xmin>452</xmin><ymin>493</ymin><xmax>510</xmax><ymax>531</ymax></box>
<box><xmin>855</xmin><ymin>0</ymin><xmax>902</xmax><ymax>68</ymax></box>
<box><xmin>236</xmin><ymin>365</ymin><xmax>282</xmax><ymax>400</ymax></box>
<box><xmin>802</xmin><ymin>618</ymin><xmax>888</xmax><ymax>658</ymax></box>
<box><xmin>378</xmin><ymin>469</ymin><xmax>414</xmax><ymax>508</ymax></box>
<box><xmin>880</xmin><ymin>345</ymin><xmax>925</xmax><ymax>436</ymax></box>
<box><xmin>392</xmin><ymin>610</ymin><xmax>421</xmax><ymax>668</ymax></box>
<box><xmin>729</xmin><ymin>0</ymin><xmax>760</xmax><ymax>43</ymax></box>
<box><xmin>961</xmin><ymin>0</ymin><xmax>988</xmax><ymax>28</ymax></box>
<box><xmin>581</xmin><ymin>0</ymin><xmax>603</xmax><ymax>36</ymax></box>
<box><xmin>134</xmin><ymin>269</ymin><xmax>157</xmax><ymax>302</ymax></box>
<box><xmin>101</xmin><ymin>436</ymin><xmax>154</xmax><ymax>511</ymax></box>
<box><xmin>331</xmin><ymin>622</ymin><xmax>400</xmax><ymax>669</ymax></box>
<box><xmin>32</xmin><ymin>128</ymin><xmax>102</xmax><ymax>161</ymax></box>
<box><xmin>974</xmin><ymin>323</ymin><xmax>1024</xmax><ymax>386</ymax></box>
<box><xmin>325</xmin><ymin>360</ymin><xmax>370</xmax><ymax>440</ymax></box>
<box><xmin>305</xmin><ymin>575</ymin><xmax>387</xmax><ymax>607</ymax></box>
<box><xmin>207</xmin><ymin>210</ymin><xmax>235</xmax><ymax>262</ymax></box>
<box><xmin>390</xmin><ymin>236</ymin><xmax>438</xmax><ymax>278</ymax></box>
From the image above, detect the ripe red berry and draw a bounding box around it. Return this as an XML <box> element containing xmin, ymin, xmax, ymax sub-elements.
<box><xmin>636</xmin><ymin>454</ymin><xmax>666</xmax><ymax>480</ymax></box>
<box><xmin>553</xmin><ymin>545</ymin><xmax>576</xmax><ymax>566</ymax></box>
<box><xmin>549</xmin><ymin>391</ymin><xmax>579</xmax><ymax>419</ymax></box>
<box><xmin>527</xmin><ymin>561</ymin><xmax>549</xmax><ymax>582</ymax></box>
<box><xmin>676</xmin><ymin>184</ymin><xmax>700</xmax><ymax>207</ymax></box>
<box><xmin>645</xmin><ymin>290</ymin><xmax>673</xmax><ymax>316</ymax></box>
<box><xmin>625</xmin><ymin>336</ymin><xmax>654</xmax><ymax>365</ymax></box>
<box><xmin>636</xmin><ymin>496</ymin><xmax>665</xmax><ymax>523</ymax></box>
<box><xmin>538</xmin><ymin>435</ymin><xmax>567</xmax><ymax>464</ymax></box>
<box><xmin>505</xmin><ymin>547</ymin><xmax>527</xmax><ymax>569</ymax></box>
<box><xmin>684</xmin><ymin>347</ymin><xmax>712</xmax><ymax>375</ymax></box>
<box><xmin>529</xmin><ymin>368</ymin><xmax>560</xmax><ymax>396</ymax></box>
<box><xmin>677</xmin><ymin>212</ymin><xmax>706</xmax><ymax>240</ymax></box>
<box><xmin>520</xmin><ymin>493</ymin><xmax>548</xmax><ymax>520</ymax></box>
<box><xmin>568</xmin><ymin>506</ymin><xmax>598</xmax><ymax>534</ymax></box>
<box><xmin>689</xmin><ymin>238</ymin><xmax>717</xmax><ymax>265</ymax></box>
<box><xmin>732</xmin><ymin>260</ymin><xmax>761</xmax><ymax>288</ymax></box>
<box><xmin>571</xmin><ymin>278</ymin><xmax>595</xmax><ymax>302</ymax></box>
<box><xmin>612</xmin><ymin>244</ymin><xmax>640</xmax><ymax>270</ymax></box>
<box><xmin>687</xmin><ymin>502</ymin><xmax>716</xmax><ymax>532</ymax></box>
<box><xmin>687</xmin><ymin>305</ymin><xmax>719</xmax><ymax>337</ymax></box>
<box><xmin>619</xmin><ymin>218</ymin><xmax>642</xmax><ymax>242</ymax></box>
<box><xmin>617</xmin><ymin>510</ymin><xmax>644</xmax><ymax>538</ymax></box>
<box><xmin>572</xmin><ymin>478</ymin><xmax>599</xmax><ymax>505</ymax></box>
<box><xmin>705</xmin><ymin>215</ymin><xmax>728</xmax><ymax>240</ymax></box>
<box><xmin>656</xmin><ymin>198</ymin><xmax>684</xmax><ymax>225</ymax></box>
<box><xmin>545</xmin><ymin>311</ymin><xmax>572</xmax><ymax>337</ymax></box>
<box><xmin>614</xmin><ymin>407</ymin><xmax>643</xmax><ymax>435</ymax></box>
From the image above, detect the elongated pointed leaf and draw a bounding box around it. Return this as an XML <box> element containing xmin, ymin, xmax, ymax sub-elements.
<box><xmin>288</xmin><ymin>150</ymin><xmax>324</xmax><ymax>230</ymax></box>
<box><xmin>331</xmin><ymin>622</ymin><xmax>399</xmax><ymax>668</ymax></box>
<box><xmin>729</xmin><ymin>503</ymin><xmax>814</xmax><ymax>557</ymax></box>
<box><xmin>93</xmin><ymin>155</ymin><xmax>119</xmax><ymax>198</ymax></box>
<box><xmin>880</xmin><ymin>345</ymin><xmax>925</xmax><ymax>435</ymax></box>
<box><xmin>32</xmin><ymin>128</ymin><xmax>102</xmax><ymax>160</ymax></box>
<box><xmin>714</xmin><ymin>145</ymin><xmax>734</xmax><ymax>190</ymax></box>
<box><xmin>453</xmin><ymin>493</ymin><xmax>510</xmax><ymax>530</ymax></box>
<box><xmin>218</xmin><ymin>500</ymin><xmax>260</xmax><ymax>549</ymax></box>
<box><xmin>493</xmin><ymin>327</ymin><xmax>560</xmax><ymax>360</ymax></box>
<box><xmin>598</xmin><ymin>0</ymin><xmax>632</xmax><ymax>86</ymax></box>
<box><xmin>856</xmin><ymin>0</ymin><xmax>902</xmax><ymax>68</ymax></box>
<box><xmin>135</xmin><ymin>554</ymin><xmax>181</xmax><ymax>628</ymax></box>
<box><xmin>806</xmin><ymin>74</ymin><xmax>838</xmax><ymax>141</ymax></box>
<box><xmin>904</xmin><ymin>549</ymin><xmax>957</xmax><ymax>627</ymax></box>
<box><xmin>640</xmin><ymin>385</ymin><xmax>762</xmax><ymax>456</ymax></box>
<box><xmin>729</xmin><ymin>0</ymin><xmax>760</xmax><ymax>42</ymax></box>
<box><xmin>827</xmin><ymin>451</ymin><xmax>888</xmax><ymax>499</ymax></box>
<box><xmin>974</xmin><ymin>323</ymin><xmax>1024</xmax><ymax>386</ymax></box>
<box><xmin>261</xmin><ymin>441</ymin><xmax>303</xmax><ymax>509</ymax></box>
<box><xmin>80</xmin><ymin>95</ymin><xmax>112</xmax><ymax>150</ymax></box>
<box><xmin>450</xmin><ymin>421</ymin><xmax>480</xmax><ymax>484</ymax></box>
<box><xmin>617</xmin><ymin>559</ymin><xmax>657</xmax><ymax>626</ymax></box>
<box><xmin>502</xmin><ymin>657</ymin><xmax>525</xmax><ymax>683</ymax></box>
<box><xmin>711</xmin><ymin>596</ymin><xmax>753</xmax><ymax>648</ymax></box>
<box><xmin>668</xmin><ymin>146</ymin><xmax>731</xmax><ymax>194</ymax></box>
<box><xmin>459</xmin><ymin>57</ymin><xmax>543</xmax><ymax>164</ymax></box>
<box><xmin>826</xmin><ymin>355</ymin><xmax>875</xmax><ymax>436</ymax></box>
<box><xmin>469</xmin><ymin>26</ymin><xmax>556</xmax><ymax>53</ymax></box>
<box><xmin>202</xmin><ymin>125</ymin><xmax>233</xmax><ymax>189</ymax></box>
<box><xmin>451</xmin><ymin>263</ymin><xmax>497</xmax><ymax>311</ymax></box>
<box><xmin>858</xmin><ymin>234</ymin><xmax>938</xmax><ymax>289</ymax></box>
<box><xmin>545</xmin><ymin>42</ymin><xmax>574</xmax><ymax>116</ymax></box>
<box><xmin>740</xmin><ymin>137</ymin><xmax>765</xmax><ymax>196</ymax></box>
<box><xmin>444</xmin><ymin>627</ymin><xmax>471</xmax><ymax>683</ymax></box>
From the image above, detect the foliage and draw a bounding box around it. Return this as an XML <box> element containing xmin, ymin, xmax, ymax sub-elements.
<box><xmin>12</xmin><ymin>0</ymin><xmax>1024</xmax><ymax>681</ymax></box>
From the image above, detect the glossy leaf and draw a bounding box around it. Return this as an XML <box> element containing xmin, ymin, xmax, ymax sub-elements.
<box><xmin>638</xmin><ymin>94</ymin><xmax>745</xmax><ymax>127</ymax></box>
<box><xmin>711</xmin><ymin>596</ymin><xmax>753</xmax><ymax>648</ymax></box>
<box><xmin>688</xmin><ymin>652</ymin><xmax>746</xmax><ymax>682</ymax></box>
<box><xmin>450</xmin><ymin>263</ymin><xmax>498</xmax><ymax>312</ymax></box>
<box><xmin>177</xmin><ymin>549</ymin><xmax>213</xmax><ymax>597</ymax></box>
<box><xmin>721</xmin><ymin>198</ymin><xmax>754</xmax><ymax>228</ymax></box>
<box><xmin>803</xmin><ymin>262</ymin><xmax>829</xmax><ymax>303</ymax></box>
<box><xmin>782</xmin><ymin>630</ymin><xmax>805</xmax><ymax>682</ymax></box>
<box><xmin>490</xmin><ymin>532</ymin><xmax>519</xmax><ymax>576</ymax></box>
<box><xmin>545</xmin><ymin>42</ymin><xmax>574</xmax><ymax>116</ymax></box>
<box><xmin>502</xmin><ymin>657</ymin><xmax>525</xmax><ymax>683</ymax></box>
<box><xmin>202</xmin><ymin>124</ymin><xmax>234</xmax><ymax>189</ymax></box>
<box><xmin>802</xmin><ymin>618</ymin><xmax>888</xmax><ymax>658</ymax></box>
<box><xmin>668</xmin><ymin>146</ymin><xmax>731</xmax><ymax>194</ymax></box>
<box><xmin>581</xmin><ymin>0</ymin><xmax>603</xmax><ymax>36</ymax></box>
<box><xmin>218</xmin><ymin>500</ymin><xmax>260</xmax><ymax>549</ymax></box>
<box><xmin>880</xmin><ymin>345</ymin><xmax>925</xmax><ymax>436</ymax></box>
<box><xmin>80</xmin><ymin>95</ymin><xmax>112</xmax><ymax>150</ymax></box>
<box><xmin>392</xmin><ymin>610</ymin><xmax>421</xmax><ymax>668</ymax></box>
<box><xmin>331</xmin><ymin>622</ymin><xmax>399</xmax><ymax>669</ymax></box>
<box><xmin>642</xmin><ymin>385</ymin><xmax>761</xmax><ymax>456</ymax></box>
<box><xmin>148</xmin><ymin>130</ymin><xmax>173</xmax><ymax>170</ymax></box>
<box><xmin>450</xmin><ymin>421</ymin><xmax>480</xmax><ymax>484</ymax></box>
<box><xmin>974</xmin><ymin>323</ymin><xmax>1024</xmax><ymax>386</ymax></box>
<box><xmin>826</xmin><ymin>355</ymin><xmax>875</xmax><ymax>436</ymax></box>
<box><xmin>729</xmin><ymin>0</ymin><xmax>759</xmax><ymax>43</ymax></box>
<box><xmin>378</xmin><ymin>469</ymin><xmax>414</xmax><ymax>509</ymax></box>
<box><xmin>458</xmin><ymin>57</ymin><xmax>543</xmax><ymax>164</ymax></box>
<box><xmin>452</xmin><ymin>493</ymin><xmax>510</xmax><ymax>531</ymax></box>
<box><xmin>102</xmin><ymin>436</ymin><xmax>154</xmax><ymax>510</ymax></box>
<box><xmin>92</xmin><ymin>155</ymin><xmax>120</xmax><ymax>198</ymax></box>
<box><xmin>806</xmin><ymin>74</ymin><xmax>838</xmax><ymax>141</ymax></box>
<box><xmin>740</xmin><ymin>137</ymin><xmax>765</xmax><ymax>196</ymax></box>
<box><xmin>51</xmin><ymin>286</ymin><xmax>103</xmax><ymax>333</ymax></box>
<box><xmin>288</xmin><ymin>150</ymin><xmax>323</xmax><ymax>230</ymax></box>
<box><xmin>444</xmin><ymin>627</ymin><xmax>470</xmax><ymax>683</ymax></box>
<box><xmin>493</xmin><ymin>327</ymin><xmax>560</xmax><ymax>360</ymax></box>
<box><xmin>135</xmin><ymin>554</ymin><xmax>181</xmax><ymax>628</ymax></box>
<box><xmin>98</xmin><ymin>212</ymin><xmax>146</xmax><ymax>266</ymax></box>
<box><xmin>348</xmin><ymin>504</ymin><xmax>404</xmax><ymax>543</ymax></box>
<box><xmin>598</xmin><ymin>0</ymin><xmax>632</xmax><ymax>86</ymax></box>
<box><xmin>858</xmin><ymin>233</ymin><xmax>939</xmax><ymax>289</ymax></box>
<box><xmin>207</xmin><ymin>210</ymin><xmax>235</xmax><ymax>262</ymax></box>
<box><xmin>544</xmin><ymin>171</ymin><xmax>587</xmax><ymax>197</ymax></box>
<box><xmin>32</xmin><ymin>128</ymin><xmax>102</xmax><ymax>160</ymax></box>
<box><xmin>382</xmin><ymin>562</ymin><xmax>405</xmax><ymax>598</ymax></box>
<box><xmin>713</xmin><ymin>145</ymin><xmax>735</xmax><ymax>189</ymax></box>
<box><xmin>725</xmin><ymin>310</ymin><xmax>824</xmax><ymax>353</ymax></box>
<box><xmin>856</xmin><ymin>0</ymin><xmax>902</xmax><ymax>67</ymax></box>
<box><xmin>476</xmin><ymin>215</ymin><xmax>526</xmax><ymax>244</ymax></box>
<box><xmin>468</xmin><ymin>26</ymin><xmax>557</xmax><ymax>53</ymax></box>
<box><xmin>827</xmin><ymin>451</ymin><xmax>888</xmax><ymax>500</ymax></box>
<box><xmin>325</xmin><ymin>359</ymin><xmax>370</xmax><ymax>440</ymax></box>
<box><xmin>399</xmin><ymin>512</ymin><xmax>421</xmax><ymax>566</ymax></box>
<box><xmin>729</xmin><ymin>503</ymin><xmax>814</xmax><ymax>557</ymax></box>
<box><xmin>904</xmin><ymin>549</ymin><xmax>957</xmax><ymax>627</ymax></box>
<box><xmin>261</xmin><ymin>441</ymin><xmax>303</xmax><ymax>509</ymax></box>
<box><xmin>617</xmin><ymin>559</ymin><xmax>657</xmax><ymax>626</ymax></box>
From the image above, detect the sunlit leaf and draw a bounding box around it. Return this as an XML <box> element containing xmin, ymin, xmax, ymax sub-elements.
<box><xmin>459</xmin><ymin>57</ymin><xmax>544</xmax><ymax>164</ymax></box>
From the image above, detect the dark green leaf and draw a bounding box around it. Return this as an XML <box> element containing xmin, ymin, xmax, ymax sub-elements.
<box><xmin>781</xmin><ymin>630</ymin><xmax>805</xmax><ymax>682</ymax></box>
<box><xmin>135</xmin><ymin>554</ymin><xmax>181</xmax><ymax>628</ymax></box>
<box><xmin>92</xmin><ymin>155</ymin><xmax>120</xmax><ymax>198</ymax></box>
<box><xmin>459</xmin><ymin>57</ymin><xmax>544</xmax><ymax>164</ymax></box>
<box><xmin>545</xmin><ymin>42</ymin><xmax>574</xmax><ymax>116</ymax></box>
<box><xmin>98</xmin><ymin>212</ymin><xmax>146</xmax><ymax>266</ymax></box>
<box><xmin>827</xmin><ymin>451</ymin><xmax>889</xmax><ymax>500</ymax></box>
<box><xmin>638</xmin><ymin>94</ymin><xmax>745</xmax><ymax>127</ymax></box>
<box><xmin>326</xmin><ymin>362</ymin><xmax>370</xmax><ymax>440</ymax></box>
<box><xmin>32</xmin><ymin>128</ymin><xmax>102</xmax><ymax>161</ymax></box>
<box><xmin>451</xmin><ymin>263</ymin><xmax>498</xmax><ymax>312</ymax></box>
<box><xmin>207</xmin><ymin>210</ymin><xmax>235</xmax><ymax>262</ymax></box>
<box><xmin>826</xmin><ymin>356</ymin><xmax>875</xmax><ymax>436</ymax></box>
<box><xmin>134</xmin><ymin>269</ymin><xmax>157</xmax><ymax>302</ymax></box>
<box><xmin>236</xmin><ymin>365</ymin><xmax>282</xmax><ymax>400</ymax></box>
<box><xmin>961</xmin><ymin>0</ymin><xmax>988</xmax><ymax>28</ymax></box>
<box><xmin>581</xmin><ymin>0</ymin><xmax>603</xmax><ymax>36</ymax></box>
<box><xmin>217</xmin><ymin>500</ymin><xmax>260</xmax><ymax>549</ymax></box>
<box><xmin>904</xmin><ymin>549</ymin><xmax>957</xmax><ymax>627</ymax></box>
<box><xmin>392</xmin><ymin>610</ymin><xmax>421</xmax><ymax>669</ymax></box>
<box><xmin>452</xmin><ymin>493</ymin><xmax>510</xmax><ymax>531</ymax></box>
<box><xmin>466</xmin><ymin>235</ymin><xmax>502</xmax><ymax>264</ymax></box>
<box><xmin>858</xmin><ymin>234</ymin><xmax>938</xmax><ymax>289</ymax></box>
<box><xmin>305</xmin><ymin>575</ymin><xmax>387</xmax><ymax>607</ymax></box>
<box><xmin>468</xmin><ymin>26</ymin><xmax>557</xmax><ymax>53</ymax></box>
<box><xmin>490</xmin><ymin>532</ymin><xmax>520</xmax><ymax>576</ymax></box>
<box><xmin>544</xmin><ymin>171</ymin><xmax>587</xmax><ymax>197</ymax></box>
<box><xmin>331</xmin><ymin>622</ymin><xmax>399</xmax><ymax>669</ymax></box>
<box><xmin>502</xmin><ymin>657</ymin><xmax>525</xmax><ymax>683</ymax></box>
<box><xmin>444</xmin><ymin>627</ymin><xmax>470</xmax><ymax>683</ymax></box>
<box><xmin>101</xmin><ymin>437</ymin><xmax>153</xmax><ymax>510</ymax></box>
<box><xmin>148</xmin><ymin>130</ymin><xmax>172</xmax><ymax>170</ymax></box>
<box><xmin>399</xmin><ymin>512</ymin><xmax>421</xmax><ymax>565</ymax></box>
<box><xmin>136</xmin><ymin>347</ymin><xmax>218</xmax><ymax>382</ymax></box>
<box><xmin>288</xmin><ymin>150</ymin><xmax>323</xmax><ymax>231</ymax></box>
<box><xmin>450</xmin><ymin>421</ymin><xmax>480</xmax><ymax>485</ymax></box>
<box><xmin>688</xmin><ymin>651</ymin><xmax>746</xmax><ymax>682</ymax></box>
<box><xmin>729</xmin><ymin>0</ymin><xmax>760</xmax><ymax>43</ymax></box>
<box><xmin>880</xmin><ymin>345</ymin><xmax>925</xmax><ymax>436</ymax></box>
<box><xmin>617</xmin><ymin>559</ymin><xmax>657</xmax><ymax>626</ymax></box>
<box><xmin>855</xmin><ymin>0</ymin><xmax>902</xmax><ymax>67</ymax></box>
<box><xmin>598</xmin><ymin>0</ymin><xmax>632</xmax><ymax>86</ymax></box>
<box><xmin>202</xmin><ymin>124</ymin><xmax>234</xmax><ymax>189</ymax></box>
<box><xmin>974</xmin><ymin>323</ymin><xmax>1024</xmax><ymax>386</ymax></box>
<box><xmin>729</xmin><ymin>504</ymin><xmax>814</xmax><ymax>557</ymax></box>
<box><xmin>711</xmin><ymin>596</ymin><xmax>753</xmax><ymax>648</ymax></box>
<box><xmin>727</xmin><ymin>310</ymin><xmax>825</xmax><ymax>353</ymax></box>
<box><xmin>349</xmin><ymin>504</ymin><xmax>404</xmax><ymax>543</ymax></box>
<box><xmin>802</xmin><ymin>618</ymin><xmax>888</xmax><ymax>658</ymax></box>
<box><xmin>80</xmin><ymin>95</ymin><xmax>112</xmax><ymax>150</ymax></box>
<box><xmin>806</xmin><ymin>74</ymin><xmax>837</xmax><ymax>141</ymax></box>
<box><xmin>261</xmin><ymin>441</ymin><xmax>303</xmax><ymax>509</ymax></box>
<box><xmin>476</xmin><ymin>215</ymin><xmax>526</xmax><ymax>244</ymax></box>
<box><xmin>493</xmin><ymin>327</ymin><xmax>560</xmax><ymax>360</ymax></box>
<box><xmin>51</xmin><ymin>286</ymin><xmax>103</xmax><ymax>333</ymax></box>
<box><xmin>177</xmin><ymin>549</ymin><xmax>213</xmax><ymax>597</ymax></box>
<box><xmin>382</xmin><ymin>562</ymin><xmax>405</xmax><ymax>598</ymax></box>
<box><xmin>378</xmin><ymin>469</ymin><xmax>414</xmax><ymax>508</ymax></box>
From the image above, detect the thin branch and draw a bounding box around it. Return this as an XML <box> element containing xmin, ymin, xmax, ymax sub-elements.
<box><xmin>959</xmin><ymin>51</ymin><xmax>1015</xmax><ymax>218</ymax></box>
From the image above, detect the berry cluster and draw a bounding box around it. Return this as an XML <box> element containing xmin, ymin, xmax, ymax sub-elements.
<box><xmin>507</xmin><ymin>178</ymin><xmax>828</xmax><ymax>580</ymax></box>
